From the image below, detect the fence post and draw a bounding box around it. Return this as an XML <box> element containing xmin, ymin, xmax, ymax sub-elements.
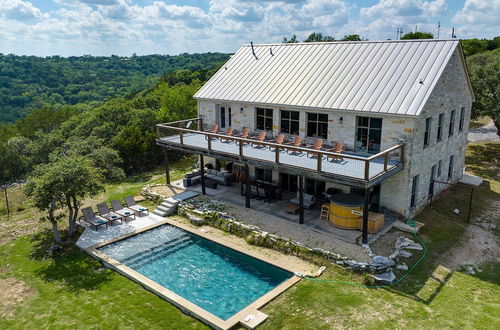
<box><xmin>239</xmin><ymin>140</ymin><xmax>243</xmax><ymax>157</ymax></box>
<box><xmin>384</xmin><ymin>152</ymin><xmax>388</xmax><ymax>171</ymax></box>
<box><xmin>364</xmin><ymin>159</ymin><xmax>370</xmax><ymax>180</ymax></box>
<box><xmin>275</xmin><ymin>146</ymin><xmax>280</xmax><ymax>163</ymax></box>
<box><xmin>180</xmin><ymin>131</ymin><xmax>184</xmax><ymax>145</ymax></box>
<box><xmin>317</xmin><ymin>151</ymin><xmax>322</xmax><ymax>172</ymax></box>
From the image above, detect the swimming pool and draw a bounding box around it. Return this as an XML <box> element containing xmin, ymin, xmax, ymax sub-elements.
<box><xmin>97</xmin><ymin>224</ymin><xmax>292</xmax><ymax>321</ymax></box>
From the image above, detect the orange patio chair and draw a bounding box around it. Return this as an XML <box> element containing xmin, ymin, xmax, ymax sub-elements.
<box><xmin>268</xmin><ymin>134</ymin><xmax>285</xmax><ymax>151</ymax></box>
<box><xmin>306</xmin><ymin>138</ymin><xmax>324</xmax><ymax>158</ymax></box>
<box><xmin>285</xmin><ymin>135</ymin><xmax>303</xmax><ymax>154</ymax></box>
<box><xmin>251</xmin><ymin>131</ymin><xmax>267</xmax><ymax>147</ymax></box>
<box><xmin>327</xmin><ymin>142</ymin><xmax>344</xmax><ymax>162</ymax></box>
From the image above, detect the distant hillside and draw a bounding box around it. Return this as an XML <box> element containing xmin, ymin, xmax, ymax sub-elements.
<box><xmin>0</xmin><ymin>53</ymin><xmax>229</xmax><ymax>123</ymax></box>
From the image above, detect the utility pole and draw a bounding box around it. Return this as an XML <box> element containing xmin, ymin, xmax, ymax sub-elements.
<box><xmin>4</xmin><ymin>187</ymin><xmax>9</xmax><ymax>218</ymax></box>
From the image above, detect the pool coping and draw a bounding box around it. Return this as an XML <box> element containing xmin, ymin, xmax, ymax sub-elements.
<box><xmin>85</xmin><ymin>218</ymin><xmax>302</xmax><ymax>330</ymax></box>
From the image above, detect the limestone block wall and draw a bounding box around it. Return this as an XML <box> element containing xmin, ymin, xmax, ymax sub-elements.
<box><xmin>382</xmin><ymin>49</ymin><xmax>473</xmax><ymax>217</ymax></box>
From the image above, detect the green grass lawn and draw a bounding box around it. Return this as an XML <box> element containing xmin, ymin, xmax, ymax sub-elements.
<box><xmin>1</xmin><ymin>146</ymin><xmax>499</xmax><ymax>329</ymax></box>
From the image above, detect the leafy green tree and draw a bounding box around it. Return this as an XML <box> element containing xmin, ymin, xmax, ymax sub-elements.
<box><xmin>282</xmin><ymin>35</ymin><xmax>298</xmax><ymax>43</ymax></box>
<box><xmin>467</xmin><ymin>49</ymin><xmax>500</xmax><ymax>136</ymax></box>
<box><xmin>304</xmin><ymin>32</ymin><xmax>335</xmax><ymax>42</ymax></box>
<box><xmin>401</xmin><ymin>31</ymin><xmax>434</xmax><ymax>39</ymax></box>
<box><xmin>341</xmin><ymin>34</ymin><xmax>363</xmax><ymax>41</ymax></box>
<box><xmin>461</xmin><ymin>38</ymin><xmax>490</xmax><ymax>56</ymax></box>
<box><xmin>25</xmin><ymin>156</ymin><xmax>104</xmax><ymax>241</ymax></box>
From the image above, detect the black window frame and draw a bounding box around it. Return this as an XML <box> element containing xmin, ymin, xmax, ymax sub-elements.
<box><xmin>449</xmin><ymin>110</ymin><xmax>456</xmax><ymax>138</ymax></box>
<box><xmin>437</xmin><ymin>159</ymin><xmax>442</xmax><ymax>178</ymax></box>
<box><xmin>256</xmin><ymin>168</ymin><xmax>273</xmax><ymax>183</ymax></box>
<box><xmin>447</xmin><ymin>155</ymin><xmax>454</xmax><ymax>181</ymax></box>
<box><xmin>429</xmin><ymin>165</ymin><xmax>436</xmax><ymax>198</ymax></box>
<box><xmin>410</xmin><ymin>175</ymin><xmax>419</xmax><ymax>208</ymax></box>
<box><xmin>459</xmin><ymin>107</ymin><xmax>465</xmax><ymax>132</ymax></box>
<box><xmin>306</xmin><ymin>112</ymin><xmax>328</xmax><ymax>139</ymax></box>
<box><xmin>424</xmin><ymin>117</ymin><xmax>432</xmax><ymax>148</ymax></box>
<box><xmin>437</xmin><ymin>113</ymin><xmax>444</xmax><ymax>142</ymax></box>
<box><xmin>280</xmin><ymin>110</ymin><xmax>300</xmax><ymax>135</ymax></box>
<box><xmin>256</xmin><ymin>107</ymin><xmax>273</xmax><ymax>131</ymax></box>
<box><xmin>355</xmin><ymin>116</ymin><xmax>383</xmax><ymax>154</ymax></box>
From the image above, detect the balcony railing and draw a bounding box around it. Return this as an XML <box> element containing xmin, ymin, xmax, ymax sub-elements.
<box><xmin>156</xmin><ymin>118</ymin><xmax>404</xmax><ymax>183</ymax></box>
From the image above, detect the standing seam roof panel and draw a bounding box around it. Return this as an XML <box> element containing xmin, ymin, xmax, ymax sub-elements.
<box><xmin>194</xmin><ymin>40</ymin><xmax>460</xmax><ymax>117</ymax></box>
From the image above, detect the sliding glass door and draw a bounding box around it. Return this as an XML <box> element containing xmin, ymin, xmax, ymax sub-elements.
<box><xmin>355</xmin><ymin>116</ymin><xmax>383</xmax><ymax>153</ymax></box>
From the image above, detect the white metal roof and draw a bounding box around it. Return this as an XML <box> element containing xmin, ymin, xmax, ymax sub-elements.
<box><xmin>194</xmin><ymin>39</ymin><xmax>463</xmax><ymax>117</ymax></box>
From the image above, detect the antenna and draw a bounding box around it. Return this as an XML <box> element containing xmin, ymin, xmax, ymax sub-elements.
<box><xmin>437</xmin><ymin>21</ymin><xmax>441</xmax><ymax>39</ymax></box>
<box><xmin>451</xmin><ymin>27</ymin><xmax>456</xmax><ymax>38</ymax></box>
<box><xmin>250</xmin><ymin>41</ymin><xmax>258</xmax><ymax>60</ymax></box>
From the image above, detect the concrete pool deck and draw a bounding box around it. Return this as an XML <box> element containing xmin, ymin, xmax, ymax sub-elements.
<box><xmin>77</xmin><ymin>216</ymin><xmax>318</xmax><ymax>329</ymax></box>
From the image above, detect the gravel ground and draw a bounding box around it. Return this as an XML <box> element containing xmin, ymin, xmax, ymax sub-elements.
<box><xmin>195</xmin><ymin>196</ymin><xmax>371</xmax><ymax>262</ymax></box>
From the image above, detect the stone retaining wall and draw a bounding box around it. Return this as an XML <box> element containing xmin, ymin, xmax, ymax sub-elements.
<box><xmin>141</xmin><ymin>183</ymin><xmax>168</xmax><ymax>203</ymax></box>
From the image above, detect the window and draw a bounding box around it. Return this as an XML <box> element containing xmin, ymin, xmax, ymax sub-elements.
<box><xmin>256</xmin><ymin>168</ymin><xmax>273</xmax><ymax>183</ymax></box>
<box><xmin>437</xmin><ymin>113</ymin><xmax>444</xmax><ymax>142</ymax></box>
<box><xmin>256</xmin><ymin>107</ymin><xmax>273</xmax><ymax>131</ymax></box>
<box><xmin>228</xmin><ymin>107</ymin><xmax>232</xmax><ymax>127</ymax></box>
<box><xmin>280</xmin><ymin>110</ymin><xmax>300</xmax><ymax>135</ymax></box>
<box><xmin>449</xmin><ymin>110</ymin><xmax>456</xmax><ymax>137</ymax></box>
<box><xmin>424</xmin><ymin>117</ymin><xmax>432</xmax><ymax>148</ymax></box>
<box><xmin>306</xmin><ymin>113</ymin><xmax>328</xmax><ymax>138</ymax></box>
<box><xmin>355</xmin><ymin>116</ymin><xmax>383</xmax><ymax>153</ymax></box>
<box><xmin>447</xmin><ymin>155</ymin><xmax>454</xmax><ymax>180</ymax></box>
<box><xmin>459</xmin><ymin>107</ymin><xmax>465</xmax><ymax>132</ymax></box>
<box><xmin>279</xmin><ymin>173</ymin><xmax>297</xmax><ymax>192</ymax></box>
<box><xmin>437</xmin><ymin>159</ymin><xmax>442</xmax><ymax>177</ymax></box>
<box><xmin>429</xmin><ymin>165</ymin><xmax>436</xmax><ymax>198</ymax></box>
<box><xmin>411</xmin><ymin>175</ymin><xmax>419</xmax><ymax>208</ymax></box>
<box><xmin>219</xmin><ymin>106</ymin><xmax>226</xmax><ymax>128</ymax></box>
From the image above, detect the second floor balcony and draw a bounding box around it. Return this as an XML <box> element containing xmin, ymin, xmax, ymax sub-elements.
<box><xmin>156</xmin><ymin>118</ymin><xmax>404</xmax><ymax>188</ymax></box>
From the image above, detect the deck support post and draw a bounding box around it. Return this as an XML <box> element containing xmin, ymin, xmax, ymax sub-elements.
<box><xmin>163</xmin><ymin>149</ymin><xmax>170</xmax><ymax>184</ymax></box>
<box><xmin>299</xmin><ymin>175</ymin><xmax>304</xmax><ymax>224</ymax></box>
<box><xmin>200</xmin><ymin>155</ymin><xmax>206</xmax><ymax>195</ymax></box>
<box><xmin>362</xmin><ymin>187</ymin><xmax>370</xmax><ymax>244</ymax></box>
<box><xmin>245</xmin><ymin>164</ymin><xmax>250</xmax><ymax>208</ymax></box>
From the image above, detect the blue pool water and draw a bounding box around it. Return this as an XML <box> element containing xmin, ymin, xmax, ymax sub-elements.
<box><xmin>98</xmin><ymin>224</ymin><xmax>292</xmax><ymax>320</ymax></box>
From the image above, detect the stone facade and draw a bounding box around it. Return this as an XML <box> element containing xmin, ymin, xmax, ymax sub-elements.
<box><xmin>195</xmin><ymin>49</ymin><xmax>473</xmax><ymax>218</ymax></box>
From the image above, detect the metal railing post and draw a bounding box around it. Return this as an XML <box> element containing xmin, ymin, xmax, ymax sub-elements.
<box><xmin>364</xmin><ymin>159</ymin><xmax>370</xmax><ymax>180</ymax></box>
<box><xmin>239</xmin><ymin>140</ymin><xmax>243</xmax><ymax>156</ymax></box>
<box><xmin>180</xmin><ymin>131</ymin><xmax>184</xmax><ymax>145</ymax></box>
<box><xmin>384</xmin><ymin>152</ymin><xmax>388</xmax><ymax>171</ymax></box>
<box><xmin>207</xmin><ymin>134</ymin><xmax>212</xmax><ymax>150</ymax></box>
<box><xmin>275</xmin><ymin>146</ymin><xmax>280</xmax><ymax>163</ymax></box>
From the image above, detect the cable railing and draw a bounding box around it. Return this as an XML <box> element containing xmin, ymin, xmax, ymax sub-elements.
<box><xmin>156</xmin><ymin>118</ymin><xmax>404</xmax><ymax>182</ymax></box>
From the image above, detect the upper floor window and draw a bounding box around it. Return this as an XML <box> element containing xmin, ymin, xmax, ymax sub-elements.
<box><xmin>411</xmin><ymin>175</ymin><xmax>419</xmax><ymax>208</ymax></box>
<box><xmin>437</xmin><ymin>113</ymin><xmax>444</xmax><ymax>142</ymax></box>
<box><xmin>424</xmin><ymin>117</ymin><xmax>432</xmax><ymax>148</ymax></box>
<box><xmin>280</xmin><ymin>110</ymin><xmax>300</xmax><ymax>135</ymax></box>
<box><xmin>256</xmin><ymin>107</ymin><xmax>273</xmax><ymax>131</ymax></box>
<box><xmin>447</xmin><ymin>155</ymin><xmax>454</xmax><ymax>181</ymax></box>
<box><xmin>459</xmin><ymin>107</ymin><xmax>465</xmax><ymax>132</ymax></box>
<box><xmin>449</xmin><ymin>110</ymin><xmax>456</xmax><ymax>137</ymax></box>
<box><xmin>307</xmin><ymin>113</ymin><xmax>328</xmax><ymax>139</ymax></box>
<box><xmin>355</xmin><ymin>116</ymin><xmax>383</xmax><ymax>153</ymax></box>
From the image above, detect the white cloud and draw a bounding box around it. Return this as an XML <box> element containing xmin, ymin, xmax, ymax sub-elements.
<box><xmin>361</xmin><ymin>0</ymin><xmax>447</xmax><ymax>18</ymax></box>
<box><xmin>0</xmin><ymin>0</ymin><xmax>42</xmax><ymax>20</ymax></box>
<box><xmin>453</xmin><ymin>0</ymin><xmax>500</xmax><ymax>25</ymax></box>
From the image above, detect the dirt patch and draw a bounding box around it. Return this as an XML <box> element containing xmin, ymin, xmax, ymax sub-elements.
<box><xmin>170</xmin><ymin>215</ymin><xmax>319</xmax><ymax>276</ymax></box>
<box><xmin>150</xmin><ymin>185</ymin><xmax>185</xmax><ymax>198</ymax></box>
<box><xmin>440</xmin><ymin>224</ymin><xmax>500</xmax><ymax>269</ymax></box>
<box><xmin>0</xmin><ymin>278</ymin><xmax>36</xmax><ymax>318</ymax></box>
<box><xmin>370</xmin><ymin>228</ymin><xmax>414</xmax><ymax>257</ymax></box>
<box><xmin>0</xmin><ymin>215</ymin><xmax>44</xmax><ymax>246</ymax></box>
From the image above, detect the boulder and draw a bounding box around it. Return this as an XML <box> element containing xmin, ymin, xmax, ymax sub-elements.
<box><xmin>396</xmin><ymin>263</ymin><xmax>408</xmax><ymax>271</ymax></box>
<box><xmin>398</xmin><ymin>250</ymin><xmax>413</xmax><ymax>258</ymax></box>
<box><xmin>371</xmin><ymin>270</ymin><xmax>397</xmax><ymax>284</ymax></box>
<box><xmin>395</xmin><ymin>237</ymin><xmax>423</xmax><ymax>251</ymax></box>
<box><xmin>372</xmin><ymin>255</ymin><xmax>395</xmax><ymax>267</ymax></box>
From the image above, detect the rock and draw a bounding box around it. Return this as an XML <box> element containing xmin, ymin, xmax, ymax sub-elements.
<box><xmin>395</xmin><ymin>237</ymin><xmax>423</xmax><ymax>251</ymax></box>
<box><xmin>188</xmin><ymin>214</ymin><xmax>205</xmax><ymax>226</ymax></box>
<box><xmin>371</xmin><ymin>270</ymin><xmax>397</xmax><ymax>284</ymax></box>
<box><xmin>372</xmin><ymin>255</ymin><xmax>395</xmax><ymax>267</ymax></box>
<box><xmin>388</xmin><ymin>251</ymin><xmax>399</xmax><ymax>260</ymax></box>
<box><xmin>261</xmin><ymin>231</ymin><xmax>268</xmax><ymax>238</ymax></box>
<box><xmin>396</xmin><ymin>263</ymin><xmax>408</xmax><ymax>271</ymax></box>
<box><xmin>398</xmin><ymin>250</ymin><xmax>413</xmax><ymax>258</ymax></box>
<box><xmin>453</xmin><ymin>208</ymin><xmax>460</xmax><ymax>214</ymax></box>
<box><xmin>463</xmin><ymin>265</ymin><xmax>475</xmax><ymax>275</ymax></box>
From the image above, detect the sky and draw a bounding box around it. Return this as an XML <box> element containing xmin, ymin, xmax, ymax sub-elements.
<box><xmin>0</xmin><ymin>0</ymin><xmax>499</xmax><ymax>56</ymax></box>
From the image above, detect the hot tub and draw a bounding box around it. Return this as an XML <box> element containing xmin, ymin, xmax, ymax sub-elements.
<box><xmin>328</xmin><ymin>194</ymin><xmax>364</xmax><ymax>229</ymax></box>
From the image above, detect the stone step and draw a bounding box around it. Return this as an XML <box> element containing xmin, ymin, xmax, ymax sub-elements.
<box><xmin>153</xmin><ymin>209</ymin><xmax>167</xmax><ymax>217</ymax></box>
<box><xmin>156</xmin><ymin>205</ymin><xmax>171</xmax><ymax>212</ymax></box>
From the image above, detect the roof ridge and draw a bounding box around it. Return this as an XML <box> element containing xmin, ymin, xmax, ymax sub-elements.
<box><xmin>243</xmin><ymin>39</ymin><xmax>459</xmax><ymax>47</ymax></box>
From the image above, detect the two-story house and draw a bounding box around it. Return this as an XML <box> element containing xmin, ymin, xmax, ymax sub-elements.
<box><xmin>156</xmin><ymin>39</ymin><xmax>474</xmax><ymax>243</ymax></box>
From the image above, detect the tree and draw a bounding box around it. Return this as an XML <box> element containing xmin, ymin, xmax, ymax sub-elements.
<box><xmin>401</xmin><ymin>31</ymin><xmax>434</xmax><ymax>40</ymax></box>
<box><xmin>282</xmin><ymin>34</ymin><xmax>298</xmax><ymax>43</ymax></box>
<box><xmin>304</xmin><ymin>32</ymin><xmax>335</xmax><ymax>42</ymax></box>
<box><xmin>25</xmin><ymin>156</ymin><xmax>104</xmax><ymax>242</ymax></box>
<box><xmin>467</xmin><ymin>49</ymin><xmax>500</xmax><ymax>136</ymax></box>
<box><xmin>461</xmin><ymin>39</ymin><xmax>489</xmax><ymax>57</ymax></box>
<box><xmin>341</xmin><ymin>34</ymin><xmax>362</xmax><ymax>41</ymax></box>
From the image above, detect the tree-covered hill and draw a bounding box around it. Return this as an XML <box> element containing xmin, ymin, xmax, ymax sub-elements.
<box><xmin>0</xmin><ymin>53</ymin><xmax>229</xmax><ymax>123</ymax></box>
